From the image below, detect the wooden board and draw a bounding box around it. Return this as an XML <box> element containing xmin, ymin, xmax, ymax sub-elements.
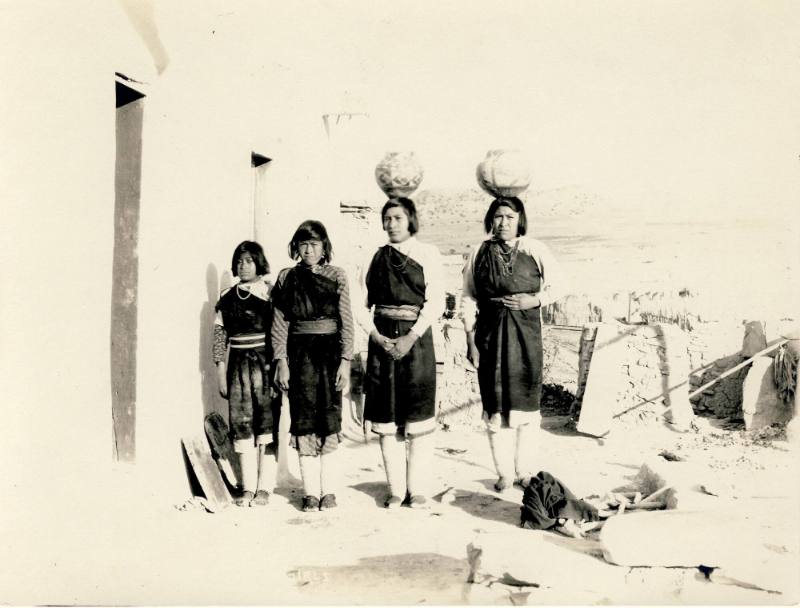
<box><xmin>204</xmin><ymin>412</ymin><xmax>238</xmax><ymax>487</ymax></box>
<box><xmin>181</xmin><ymin>434</ymin><xmax>231</xmax><ymax>510</ymax></box>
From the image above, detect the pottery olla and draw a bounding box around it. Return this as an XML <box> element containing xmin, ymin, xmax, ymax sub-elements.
<box><xmin>476</xmin><ymin>149</ymin><xmax>531</xmax><ymax>198</ymax></box>
<box><xmin>375</xmin><ymin>152</ymin><xmax>424</xmax><ymax>198</ymax></box>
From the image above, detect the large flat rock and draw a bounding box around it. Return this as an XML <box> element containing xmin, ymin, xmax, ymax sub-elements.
<box><xmin>742</xmin><ymin>356</ymin><xmax>793</xmax><ymax>430</ymax></box>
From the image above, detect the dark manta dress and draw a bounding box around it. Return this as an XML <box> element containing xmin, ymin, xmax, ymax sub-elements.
<box><xmin>271</xmin><ymin>265</ymin><xmax>346</xmax><ymax>438</ymax></box>
<box><xmin>364</xmin><ymin>245</ymin><xmax>436</xmax><ymax>432</ymax></box>
<box><xmin>473</xmin><ymin>239</ymin><xmax>543</xmax><ymax>418</ymax></box>
<box><xmin>215</xmin><ymin>284</ymin><xmax>275</xmax><ymax>442</ymax></box>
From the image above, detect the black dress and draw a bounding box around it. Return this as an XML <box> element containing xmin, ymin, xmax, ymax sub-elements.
<box><xmin>215</xmin><ymin>283</ymin><xmax>275</xmax><ymax>441</ymax></box>
<box><xmin>271</xmin><ymin>265</ymin><xmax>347</xmax><ymax>438</ymax></box>
<box><xmin>363</xmin><ymin>245</ymin><xmax>437</xmax><ymax>431</ymax></box>
<box><xmin>472</xmin><ymin>239</ymin><xmax>543</xmax><ymax>418</ymax></box>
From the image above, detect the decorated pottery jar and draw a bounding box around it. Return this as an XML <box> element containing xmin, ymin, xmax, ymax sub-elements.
<box><xmin>476</xmin><ymin>149</ymin><xmax>531</xmax><ymax>198</ymax></box>
<box><xmin>375</xmin><ymin>152</ymin><xmax>424</xmax><ymax>198</ymax></box>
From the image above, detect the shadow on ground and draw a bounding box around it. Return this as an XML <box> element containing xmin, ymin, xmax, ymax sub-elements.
<box><xmin>351</xmin><ymin>481</ymin><xmax>389</xmax><ymax>507</ymax></box>
<box><xmin>451</xmin><ymin>488</ymin><xmax>521</xmax><ymax>526</ymax></box>
<box><xmin>288</xmin><ymin>552</ymin><xmax>470</xmax><ymax>604</ymax></box>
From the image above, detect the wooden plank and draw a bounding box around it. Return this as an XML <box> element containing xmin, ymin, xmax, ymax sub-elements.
<box><xmin>181</xmin><ymin>435</ymin><xmax>231</xmax><ymax>510</ymax></box>
<box><xmin>204</xmin><ymin>412</ymin><xmax>238</xmax><ymax>488</ymax></box>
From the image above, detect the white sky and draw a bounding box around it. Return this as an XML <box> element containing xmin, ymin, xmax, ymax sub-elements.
<box><xmin>81</xmin><ymin>0</ymin><xmax>800</xmax><ymax>220</ymax></box>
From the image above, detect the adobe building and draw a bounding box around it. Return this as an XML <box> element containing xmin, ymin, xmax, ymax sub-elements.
<box><xmin>1</xmin><ymin>2</ymin><xmax>381</xmax><ymax>506</ymax></box>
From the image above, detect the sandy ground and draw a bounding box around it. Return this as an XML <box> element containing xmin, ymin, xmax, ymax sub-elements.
<box><xmin>2</xmin><ymin>207</ymin><xmax>795</xmax><ymax>606</ymax></box>
<box><xmin>3</xmin><ymin>410</ymin><xmax>797</xmax><ymax>606</ymax></box>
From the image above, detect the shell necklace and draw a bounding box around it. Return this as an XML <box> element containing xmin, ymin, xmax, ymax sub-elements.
<box><xmin>389</xmin><ymin>241</ymin><xmax>412</xmax><ymax>272</ymax></box>
<box><xmin>235</xmin><ymin>284</ymin><xmax>253</xmax><ymax>300</ymax></box>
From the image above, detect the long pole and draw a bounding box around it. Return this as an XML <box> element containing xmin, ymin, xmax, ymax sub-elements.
<box><xmin>687</xmin><ymin>339</ymin><xmax>788</xmax><ymax>400</ymax></box>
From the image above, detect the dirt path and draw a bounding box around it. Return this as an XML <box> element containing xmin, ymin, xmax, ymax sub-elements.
<box><xmin>2</xmin><ymin>415</ymin><xmax>796</xmax><ymax>605</ymax></box>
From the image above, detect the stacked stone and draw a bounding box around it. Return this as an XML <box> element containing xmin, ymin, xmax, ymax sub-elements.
<box><xmin>435</xmin><ymin>325</ymin><xmax>578</xmax><ymax>428</ymax></box>
<box><xmin>575</xmin><ymin>322</ymin><xmax>694</xmax><ymax>435</ymax></box>
<box><xmin>689</xmin><ymin>356</ymin><xmax>747</xmax><ymax>418</ymax></box>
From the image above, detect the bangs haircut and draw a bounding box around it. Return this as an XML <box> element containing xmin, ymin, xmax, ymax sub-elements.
<box><xmin>483</xmin><ymin>197</ymin><xmax>528</xmax><ymax>236</ymax></box>
<box><xmin>381</xmin><ymin>197</ymin><xmax>419</xmax><ymax>235</ymax></box>
<box><xmin>288</xmin><ymin>220</ymin><xmax>333</xmax><ymax>263</ymax></box>
<box><xmin>231</xmin><ymin>240</ymin><xmax>270</xmax><ymax>276</ymax></box>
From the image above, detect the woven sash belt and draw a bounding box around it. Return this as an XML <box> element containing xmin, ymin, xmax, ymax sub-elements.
<box><xmin>229</xmin><ymin>333</ymin><xmax>267</xmax><ymax>349</ymax></box>
<box><xmin>374</xmin><ymin>304</ymin><xmax>421</xmax><ymax>321</ymax></box>
<box><xmin>291</xmin><ymin>318</ymin><xmax>338</xmax><ymax>335</ymax></box>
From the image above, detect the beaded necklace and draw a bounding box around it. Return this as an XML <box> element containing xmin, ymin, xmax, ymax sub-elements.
<box><xmin>492</xmin><ymin>239</ymin><xmax>519</xmax><ymax>277</ymax></box>
<box><xmin>235</xmin><ymin>283</ymin><xmax>254</xmax><ymax>300</ymax></box>
<box><xmin>388</xmin><ymin>241</ymin><xmax>412</xmax><ymax>272</ymax></box>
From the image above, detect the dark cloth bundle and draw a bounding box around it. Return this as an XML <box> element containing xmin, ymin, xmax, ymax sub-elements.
<box><xmin>520</xmin><ymin>471</ymin><xmax>599</xmax><ymax>530</ymax></box>
<box><xmin>773</xmin><ymin>343</ymin><xmax>798</xmax><ymax>405</ymax></box>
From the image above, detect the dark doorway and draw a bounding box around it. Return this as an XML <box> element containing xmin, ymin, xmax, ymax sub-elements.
<box><xmin>111</xmin><ymin>74</ymin><xmax>145</xmax><ymax>462</ymax></box>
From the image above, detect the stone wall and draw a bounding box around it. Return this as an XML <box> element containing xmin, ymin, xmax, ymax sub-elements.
<box><xmin>574</xmin><ymin>322</ymin><xmax>694</xmax><ymax>434</ymax></box>
<box><xmin>337</xmin><ymin>204</ymin><xmax>796</xmax><ymax>429</ymax></box>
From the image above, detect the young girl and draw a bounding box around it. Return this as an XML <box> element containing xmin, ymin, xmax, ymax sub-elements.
<box><xmin>271</xmin><ymin>220</ymin><xmax>354</xmax><ymax>512</ymax></box>
<box><xmin>213</xmin><ymin>240</ymin><xmax>277</xmax><ymax>507</ymax></box>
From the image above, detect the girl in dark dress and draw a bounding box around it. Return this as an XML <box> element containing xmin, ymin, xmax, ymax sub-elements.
<box><xmin>357</xmin><ymin>198</ymin><xmax>445</xmax><ymax>508</ymax></box>
<box><xmin>213</xmin><ymin>241</ymin><xmax>276</xmax><ymax>507</ymax></box>
<box><xmin>462</xmin><ymin>198</ymin><xmax>567</xmax><ymax>492</ymax></box>
<box><xmin>271</xmin><ymin>221</ymin><xmax>354</xmax><ymax>512</ymax></box>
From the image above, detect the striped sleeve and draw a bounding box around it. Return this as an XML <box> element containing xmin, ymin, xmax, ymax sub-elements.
<box><xmin>213</xmin><ymin>325</ymin><xmax>228</xmax><ymax>363</ymax></box>
<box><xmin>335</xmin><ymin>266</ymin><xmax>355</xmax><ymax>360</ymax></box>
<box><xmin>461</xmin><ymin>245</ymin><xmax>480</xmax><ymax>332</ymax></box>
<box><xmin>270</xmin><ymin>269</ymin><xmax>291</xmax><ymax>360</ymax></box>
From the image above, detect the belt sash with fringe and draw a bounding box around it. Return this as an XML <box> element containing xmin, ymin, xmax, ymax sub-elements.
<box><xmin>374</xmin><ymin>304</ymin><xmax>420</xmax><ymax>321</ymax></box>
<box><xmin>291</xmin><ymin>318</ymin><xmax>338</xmax><ymax>335</ymax></box>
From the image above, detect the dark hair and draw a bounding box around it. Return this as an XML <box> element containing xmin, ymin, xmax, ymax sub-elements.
<box><xmin>231</xmin><ymin>240</ymin><xmax>270</xmax><ymax>276</ymax></box>
<box><xmin>288</xmin><ymin>219</ymin><xmax>333</xmax><ymax>263</ymax></box>
<box><xmin>483</xmin><ymin>197</ymin><xmax>527</xmax><ymax>236</ymax></box>
<box><xmin>381</xmin><ymin>197</ymin><xmax>419</xmax><ymax>235</ymax></box>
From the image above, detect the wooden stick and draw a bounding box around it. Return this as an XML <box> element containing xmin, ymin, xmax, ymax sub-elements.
<box><xmin>641</xmin><ymin>485</ymin><xmax>672</xmax><ymax>504</ymax></box>
<box><xmin>687</xmin><ymin>339</ymin><xmax>788</xmax><ymax>399</ymax></box>
<box><xmin>628</xmin><ymin>501</ymin><xmax>665</xmax><ymax>511</ymax></box>
<box><xmin>613</xmin><ymin>338</ymin><xmax>788</xmax><ymax>419</ymax></box>
<box><xmin>579</xmin><ymin>520</ymin><xmax>605</xmax><ymax>533</ymax></box>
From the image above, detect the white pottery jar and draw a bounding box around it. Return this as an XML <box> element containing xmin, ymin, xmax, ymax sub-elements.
<box><xmin>476</xmin><ymin>149</ymin><xmax>531</xmax><ymax>198</ymax></box>
<box><xmin>374</xmin><ymin>152</ymin><xmax>424</xmax><ymax>198</ymax></box>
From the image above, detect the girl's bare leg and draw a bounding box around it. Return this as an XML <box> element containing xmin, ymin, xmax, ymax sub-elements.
<box><xmin>407</xmin><ymin>432</ymin><xmax>434</xmax><ymax>508</ymax></box>
<box><xmin>237</xmin><ymin>446</ymin><xmax>258</xmax><ymax>506</ymax></box>
<box><xmin>514</xmin><ymin>416</ymin><xmax>540</xmax><ymax>486</ymax></box>
<box><xmin>252</xmin><ymin>444</ymin><xmax>275</xmax><ymax>505</ymax></box>
<box><xmin>298</xmin><ymin>454</ymin><xmax>321</xmax><ymax>499</ymax></box>
<box><xmin>319</xmin><ymin>448</ymin><xmax>339</xmax><ymax>509</ymax></box>
<box><xmin>379</xmin><ymin>433</ymin><xmax>407</xmax><ymax>507</ymax></box>
<box><xmin>487</xmin><ymin>427</ymin><xmax>515</xmax><ymax>491</ymax></box>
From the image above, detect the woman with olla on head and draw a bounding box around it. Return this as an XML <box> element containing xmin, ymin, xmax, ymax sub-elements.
<box><xmin>462</xmin><ymin>151</ymin><xmax>568</xmax><ymax>493</ymax></box>
<box><xmin>357</xmin><ymin>153</ymin><xmax>445</xmax><ymax>509</ymax></box>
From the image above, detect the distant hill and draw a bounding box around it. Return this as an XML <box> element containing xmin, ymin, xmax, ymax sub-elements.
<box><xmin>413</xmin><ymin>187</ymin><xmax>602</xmax><ymax>254</ymax></box>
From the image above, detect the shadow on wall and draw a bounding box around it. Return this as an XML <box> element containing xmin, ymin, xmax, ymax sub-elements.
<box><xmin>199</xmin><ymin>263</ymin><xmax>232</xmax><ymax>421</ymax></box>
